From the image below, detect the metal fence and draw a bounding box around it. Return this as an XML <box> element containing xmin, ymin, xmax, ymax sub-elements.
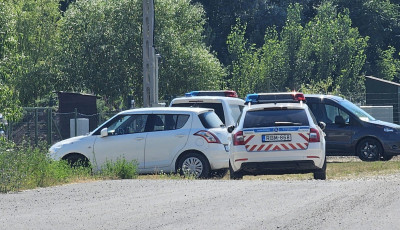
<box><xmin>4</xmin><ymin>107</ymin><xmax>118</xmax><ymax>146</ymax></box>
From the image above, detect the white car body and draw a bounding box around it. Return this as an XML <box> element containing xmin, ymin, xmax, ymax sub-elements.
<box><xmin>230</xmin><ymin>102</ymin><xmax>326</xmax><ymax>179</ymax></box>
<box><xmin>49</xmin><ymin>107</ymin><xmax>230</xmax><ymax>177</ymax></box>
<box><xmin>170</xmin><ymin>96</ymin><xmax>245</xmax><ymax>127</ymax></box>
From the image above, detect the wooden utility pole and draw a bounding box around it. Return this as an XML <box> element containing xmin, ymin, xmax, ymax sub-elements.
<box><xmin>142</xmin><ymin>0</ymin><xmax>159</xmax><ymax>107</ymax></box>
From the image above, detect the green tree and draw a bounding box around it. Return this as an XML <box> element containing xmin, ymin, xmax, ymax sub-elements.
<box><xmin>376</xmin><ymin>46</ymin><xmax>400</xmax><ymax>81</ymax></box>
<box><xmin>0</xmin><ymin>0</ymin><xmax>60</xmax><ymax>106</ymax></box>
<box><xmin>58</xmin><ymin>0</ymin><xmax>224</xmax><ymax>107</ymax></box>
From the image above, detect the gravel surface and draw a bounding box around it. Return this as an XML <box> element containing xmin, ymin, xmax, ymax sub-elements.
<box><xmin>2</xmin><ymin>175</ymin><xmax>400</xmax><ymax>230</ymax></box>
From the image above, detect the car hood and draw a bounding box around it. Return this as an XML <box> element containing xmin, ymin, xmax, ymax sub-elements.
<box><xmin>51</xmin><ymin>135</ymin><xmax>88</xmax><ymax>147</ymax></box>
<box><xmin>366</xmin><ymin>120</ymin><xmax>400</xmax><ymax>129</ymax></box>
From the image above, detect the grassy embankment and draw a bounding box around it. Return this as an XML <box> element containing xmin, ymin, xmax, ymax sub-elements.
<box><xmin>2</xmin><ymin>140</ymin><xmax>400</xmax><ymax>192</ymax></box>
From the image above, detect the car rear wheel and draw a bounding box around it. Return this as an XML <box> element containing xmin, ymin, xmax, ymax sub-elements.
<box><xmin>229</xmin><ymin>162</ymin><xmax>243</xmax><ymax>180</ymax></box>
<box><xmin>357</xmin><ymin>138</ymin><xmax>382</xmax><ymax>161</ymax></box>
<box><xmin>177</xmin><ymin>152</ymin><xmax>210</xmax><ymax>178</ymax></box>
<box><xmin>313</xmin><ymin>158</ymin><xmax>327</xmax><ymax>180</ymax></box>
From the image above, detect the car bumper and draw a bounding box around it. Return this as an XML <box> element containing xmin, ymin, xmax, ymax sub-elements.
<box><xmin>230</xmin><ymin>143</ymin><xmax>325</xmax><ymax>173</ymax></box>
<box><xmin>203</xmin><ymin>144</ymin><xmax>230</xmax><ymax>170</ymax></box>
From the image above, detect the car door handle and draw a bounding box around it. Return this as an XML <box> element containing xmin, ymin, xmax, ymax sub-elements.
<box><xmin>176</xmin><ymin>134</ymin><xmax>186</xmax><ymax>138</ymax></box>
<box><xmin>135</xmin><ymin>137</ymin><xmax>144</xmax><ymax>141</ymax></box>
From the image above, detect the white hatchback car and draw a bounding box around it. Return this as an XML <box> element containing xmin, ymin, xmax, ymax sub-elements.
<box><xmin>49</xmin><ymin>107</ymin><xmax>230</xmax><ymax>178</ymax></box>
<box><xmin>229</xmin><ymin>93</ymin><xmax>326</xmax><ymax>180</ymax></box>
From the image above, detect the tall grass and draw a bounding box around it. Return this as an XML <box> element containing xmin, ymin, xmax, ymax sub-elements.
<box><xmin>0</xmin><ymin>140</ymin><xmax>138</xmax><ymax>193</ymax></box>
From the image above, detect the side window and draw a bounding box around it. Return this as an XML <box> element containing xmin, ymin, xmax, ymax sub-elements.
<box><xmin>325</xmin><ymin>104</ymin><xmax>350</xmax><ymax>125</ymax></box>
<box><xmin>95</xmin><ymin>114</ymin><xmax>149</xmax><ymax>135</ymax></box>
<box><xmin>149</xmin><ymin>114</ymin><xmax>190</xmax><ymax>132</ymax></box>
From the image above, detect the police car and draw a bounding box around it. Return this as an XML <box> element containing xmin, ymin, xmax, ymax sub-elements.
<box><xmin>170</xmin><ymin>90</ymin><xmax>245</xmax><ymax>127</ymax></box>
<box><xmin>229</xmin><ymin>92</ymin><xmax>327</xmax><ymax>180</ymax></box>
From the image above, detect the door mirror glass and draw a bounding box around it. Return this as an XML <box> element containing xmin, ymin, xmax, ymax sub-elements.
<box><xmin>334</xmin><ymin>116</ymin><xmax>346</xmax><ymax>126</ymax></box>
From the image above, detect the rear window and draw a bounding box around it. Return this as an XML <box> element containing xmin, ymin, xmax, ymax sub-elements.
<box><xmin>244</xmin><ymin>108</ymin><xmax>309</xmax><ymax>128</ymax></box>
<box><xmin>171</xmin><ymin>102</ymin><xmax>225</xmax><ymax>124</ymax></box>
<box><xmin>198</xmin><ymin>111</ymin><xmax>224</xmax><ymax>128</ymax></box>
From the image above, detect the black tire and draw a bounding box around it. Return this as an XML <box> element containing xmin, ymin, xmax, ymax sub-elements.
<box><xmin>380</xmin><ymin>154</ymin><xmax>394</xmax><ymax>161</ymax></box>
<box><xmin>229</xmin><ymin>161</ymin><xmax>243</xmax><ymax>180</ymax></box>
<box><xmin>313</xmin><ymin>158</ymin><xmax>327</xmax><ymax>180</ymax></box>
<box><xmin>177</xmin><ymin>152</ymin><xmax>210</xmax><ymax>178</ymax></box>
<box><xmin>211</xmin><ymin>169</ymin><xmax>228</xmax><ymax>178</ymax></box>
<box><xmin>357</xmin><ymin>138</ymin><xmax>382</xmax><ymax>162</ymax></box>
<box><xmin>63</xmin><ymin>153</ymin><xmax>89</xmax><ymax>167</ymax></box>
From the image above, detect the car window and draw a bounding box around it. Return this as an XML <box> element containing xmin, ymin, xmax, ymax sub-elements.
<box><xmin>198</xmin><ymin>111</ymin><xmax>224</xmax><ymax>128</ymax></box>
<box><xmin>171</xmin><ymin>102</ymin><xmax>225</xmax><ymax>124</ymax></box>
<box><xmin>243</xmin><ymin>108</ymin><xmax>309</xmax><ymax>128</ymax></box>
<box><xmin>325</xmin><ymin>104</ymin><xmax>350</xmax><ymax>125</ymax></box>
<box><xmin>148</xmin><ymin>114</ymin><xmax>190</xmax><ymax>132</ymax></box>
<box><xmin>95</xmin><ymin>114</ymin><xmax>149</xmax><ymax>135</ymax></box>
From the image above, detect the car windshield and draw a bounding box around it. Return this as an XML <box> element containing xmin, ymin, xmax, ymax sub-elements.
<box><xmin>244</xmin><ymin>108</ymin><xmax>309</xmax><ymax>128</ymax></box>
<box><xmin>339</xmin><ymin>99</ymin><xmax>376</xmax><ymax>121</ymax></box>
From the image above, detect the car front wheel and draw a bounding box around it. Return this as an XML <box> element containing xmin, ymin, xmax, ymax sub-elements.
<box><xmin>357</xmin><ymin>138</ymin><xmax>382</xmax><ymax>161</ymax></box>
<box><xmin>177</xmin><ymin>152</ymin><xmax>210</xmax><ymax>178</ymax></box>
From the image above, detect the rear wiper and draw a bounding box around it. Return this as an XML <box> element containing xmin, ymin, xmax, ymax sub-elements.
<box><xmin>274</xmin><ymin>121</ymin><xmax>302</xmax><ymax>126</ymax></box>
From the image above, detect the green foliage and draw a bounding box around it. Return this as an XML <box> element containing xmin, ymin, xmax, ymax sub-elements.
<box><xmin>100</xmin><ymin>157</ymin><xmax>138</xmax><ymax>179</ymax></box>
<box><xmin>0</xmin><ymin>0</ymin><xmax>60</xmax><ymax>105</ymax></box>
<box><xmin>0</xmin><ymin>83</ymin><xmax>22</xmax><ymax>123</ymax></box>
<box><xmin>0</xmin><ymin>141</ymin><xmax>92</xmax><ymax>192</ymax></box>
<box><xmin>376</xmin><ymin>46</ymin><xmax>400</xmax><ymax>81</ymax></box>
<box><xmin>227</xmin><ymin>2</ymin><xmax>368</xmax><ymax>99</ymax></box>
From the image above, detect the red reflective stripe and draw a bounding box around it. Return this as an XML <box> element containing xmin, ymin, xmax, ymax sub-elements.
<box><xmin>244</xmin><ymin>135</ymin><xmax>255</xmax><ymax>144</ymax></box>
<box><xmin>307</xmin><ymin>156</ymin><xmax>320</xmax><ymax>159</ymax></box>
<box><xmin>235</xmin><ymin>158</ymin><xmax>248</xmax><ymax>162</ymax></box>
<box><xmin>257</xmin><ymin>145</ymin><xmax>265</xmax><ymax>151</ymax></box>
<box><xmin>281</xmin><ymin>144</ymin><xmax>289</xmax><ymax>150</ymax></box>
<box><xmin>265</xmin><ymin>144</ymin><xmax>273</xmax><ymax>151</ymax></box>
<box><xmin>297</xmin><ymin>143</ymin><xmax>305</xmax><ymax>149</ymax></box>
<box><xmin>272</xmin><ymin>145</ymin><xmax>281</xmax><ymax>151</ymax></box>
<box><xmin>245</xmin><ymin>145</ymin><xmax>250</xmax><ymax>150</ymax></box>
<box><xmin>304</xmin><ymin>143</ymin><xmax>308</xmax><ymax>147</ymax></box>
<box><xmin>249</xmin><ymin>145</ymin><xmax>257</xmax><ymax>152</ymax></box>
<box><xmin>298</xmin><ymin>133</ymin><xmax>309</xmax><ymax>142</ymax></box>
<box><xmin>289</xmin><ymin>143</ymin><xmax>297</xmax><ymax>149</ymax></box>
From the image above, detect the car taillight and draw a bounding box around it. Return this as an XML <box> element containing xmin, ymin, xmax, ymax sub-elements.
<box><xmin>194</xmin><ymin>130</ymin><xmax>221</xmax><ymax>143</ymax></box>
<box><xmin>294</xmin><ymin>92</ymin><xmax>306</xmax><ymax>101</ymax></box>
<box><xmin>233</xmin><ymin>131</ymin><xmax>245</xmax><ymax>146</ymax></box>
<box><xmin>309</xmin><ymin>128</ymin><xmax>320</xmax><ymax>142</ymax></box>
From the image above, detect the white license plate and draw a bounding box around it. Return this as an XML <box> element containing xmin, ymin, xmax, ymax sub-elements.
<box><xmin>262</xmin><ymin>134</ymin><xmax>291</xmax><ymax>142</ymax></box>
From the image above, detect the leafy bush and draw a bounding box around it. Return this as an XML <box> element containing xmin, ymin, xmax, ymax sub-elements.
<box><xmin>100</xmin><ymin>157</ymin><xmax>138</xmax><ymax>179</ymax></box>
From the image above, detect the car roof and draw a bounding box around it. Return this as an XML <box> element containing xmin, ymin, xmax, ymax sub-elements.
<box><xmin>171</xmin><ymin>96</ymin><xmax>245</xmax><ymax>103</ymax></box>
<box><xmin>246</xmin><ymin>102</ymin><xmax>307</xmax><ymax>111</ymax></box>
<box><xmin>304</xmin><ymin>94</ymin><xmax>344</xmax><ymax>102</ymax></box>
<box><xmin>118</xmin><ymin>107</ymin><xmax>213</xmax><ymax>115</ymax></box>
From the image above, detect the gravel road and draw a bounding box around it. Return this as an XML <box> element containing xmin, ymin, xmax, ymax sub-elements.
<box><xmin>2</xmin><ymin>174</ymin><xmax>400</xmax><ymax>230</ymax></box>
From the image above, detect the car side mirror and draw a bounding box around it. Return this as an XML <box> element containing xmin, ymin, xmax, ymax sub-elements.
<box><xmin>227</xmin><ymin>125</ymin><xmax>235</xmax><ymax>133</ymax></box>
<box><xmin>100</xmin><ymin>128</ymin><xmax>108</xmax><ymax>137</ymax></box>
<box><xmin>318</xmin><ymin>121</ymin><xmax>326</xmax><ymax>131</ymax></box>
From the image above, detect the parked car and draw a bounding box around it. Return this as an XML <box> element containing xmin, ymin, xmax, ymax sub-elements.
<box><xmin>49</xmin><ymin>107</ymin><xmax>230</xmax><ymax>178</ymax></box>
<box><xmin>306</xmin><ymin>94</ymin><xmax>400</xmax><ymax>161</ymax></box>
<box><xmin>229</xmin><ymin>92</ymin><xmax>326</xmax><ymax>180</ymax></box>
<box><xmin>170</xmin><ymin>90</ymin><xmax>245</xmax><ymax>127</ymax></box>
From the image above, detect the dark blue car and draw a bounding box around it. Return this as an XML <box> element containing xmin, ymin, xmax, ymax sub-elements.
<box><xmin>306</xmin><ymin>94</ymin><xmax>400</xmax><ymax>161</ymax></box>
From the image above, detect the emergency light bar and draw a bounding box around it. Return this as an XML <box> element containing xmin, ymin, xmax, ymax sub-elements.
<box><xmin>185</xmin><ymin>90</ymin><xmax>238</xmax><ymax>98</ymax></box>
<box><xmin>245</xmin><ymin>92</ymin><xmax>306</xmax><ymax>104</ymax></box>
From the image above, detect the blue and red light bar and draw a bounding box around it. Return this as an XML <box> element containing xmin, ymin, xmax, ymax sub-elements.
<box><xmin>245</xmin><ymin>92</ymin><xmax>306</xmax><ymax>104</ymax></box>
<box><xmin>185</xmin><ymin>90</ymin><xmax>238</xmax><ymax>98</ymax></box>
